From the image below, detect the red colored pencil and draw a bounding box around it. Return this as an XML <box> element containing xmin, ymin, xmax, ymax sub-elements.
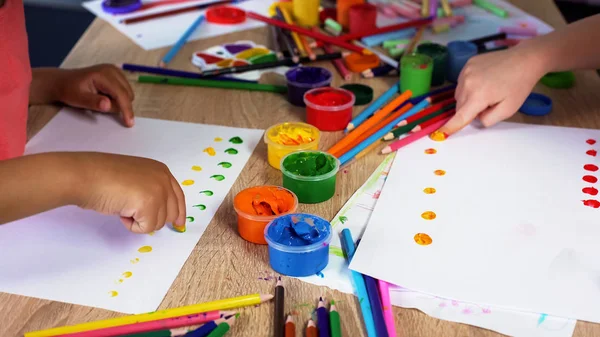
<box><xmin>337</xmin><ymin>17</ymin><xmax>433</xmax><ymax>41</ymax></box>
<box><xmin>410</xmin><ymin>110</ymin><xmax>455</xmax><ymax>132</ymax></box>
<box><xmin>395</xmin><ymin>97</ymin><xmax>456</xmax><ymax>127</ymax></box>
<box><xmin>430</xmin><ymin>89</ymin><xmax>455</xmax><ymax>104</ymax></box>
<box><xmin>381</xmin><ymin>116</ymin><xmax>452</xmax><ymax>154</ymax></box>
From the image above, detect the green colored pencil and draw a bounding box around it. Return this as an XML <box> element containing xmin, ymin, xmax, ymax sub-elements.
<box><xmin>383</xmin><ymin>104</ymin><xmax>456</xmax><ymax>140</ymax></box>
<box><xmin>205</xmin><ymin>315</ymin><xmax>238</xmax><ymax>337</ymax></box>
<box><xmin>138</xmin><ymin>75</ymin><xmax>288</xmax><ymax>93</ymax></box>
<box><xmin>329</xmin><ymin>300</ymin><xmax>342</xmax><ymax>337</ymax></box>
<box><xmin>473</xmin><ymin>0</ymin><xmax>508</xmax><ymax>18</ymax></box>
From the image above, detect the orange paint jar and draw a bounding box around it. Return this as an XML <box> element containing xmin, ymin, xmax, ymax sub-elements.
<box><xmin>233</xmin><ymin>186</ymin><xmax>298</xmax><ymax>244</ymax></box>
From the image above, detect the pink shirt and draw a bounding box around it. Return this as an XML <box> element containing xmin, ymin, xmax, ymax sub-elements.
<box><xmin>0</xmin><ymin>0</ymin><xmax>32</xmax><ymax>160</ymax></box>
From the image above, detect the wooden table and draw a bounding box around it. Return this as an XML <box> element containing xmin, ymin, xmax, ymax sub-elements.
<box><xmin>3</xmin><ymin>1</ymin><xmax>600</xmax><ymax>336</ymax></box>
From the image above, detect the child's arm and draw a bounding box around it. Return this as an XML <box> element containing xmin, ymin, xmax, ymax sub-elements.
<box><xmin>439</xmin><ymin>14</ymin><xmax>600</xmax><ymax>136</ymax></box>
<box><xmin>0</xmin><ymin>152</ymin><xmax>186</xmax><ymax>233</ymax></box>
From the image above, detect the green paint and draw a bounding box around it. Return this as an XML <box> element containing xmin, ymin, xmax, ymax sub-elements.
<box><xmin>229</xmin><ymin>136</ymin><xmax>243</xmax><ymax>144</ymax></box>
<box><xmin>210</xmin><ymin>175</ymin><xmax>225</xmax><ymax>181</ymax></box>
<box><xmin>186</xmin><ymin>216</ymin><xmax>195</xmax><ymax>222</ymax></box>
<box><xmin>329</xmin><ymin>246</ymin><xmax>345</xmax><ymax>258</ymax></box>
<box><xmin>400</xmin><ymin>53</ymin><xmax>433</xmax><ymax>97</ymax></box>
<box><xmin>281</xmin><ymin>151</ymin><xmax>338</xmax><ymax>204</ymax></box>
<box><xmin>193</xmin><ymin>204</ymin><xmax>206</xmax><ymax>210</ymax></box>
<box><xmin>218</xmin><ymin>162</ymin><xmax>232</xmax><ymax>168</ymax></box>
<box><xmin>282</xmin><ymin>151</ymin><xmax>337</xmax><ymax>176</ymax></box>
<box><xmin>224</xmin><ymin>148</ymin><xmax>238</xmax><ymax>155</ymax></box>
<box><xmin>199</xmin><ymin>190</ymin><xmax>214</xmax><ymax>196</ymax></box>
<box><xmin>339</xmin><ymin>216</ymin><xmax>348</xmax><ymax>224</ymax></box>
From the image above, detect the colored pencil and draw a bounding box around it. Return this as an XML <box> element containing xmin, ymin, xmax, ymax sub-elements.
<box><xmin>410</xmin><ymin>109</ymin><xmax>454</xmax><ymax>132</ymax></box>
<box><xmin>340</xmin><ymin>229</ymin><xmax>377</xmax><ymax>337</ymax></box>
<box><xmin>384</xmin><ymin>103</ymin><xmax>455</xmax><ymax>140</ymax></box>
<box><xmin>300</xmin><ymin>35</ymin><xmax>316</xmax><ymax>60</ymax></box>
<box><xmin>317</xmin><ymin>297</ymin><xmax>330</xmax><ymax>337</ymax></box>
<box><xmin>205</xmin><ymin>315</ymin><xmax>237</xmax><ymax>337</ymax></box>
<box><xmin>378</xmin><ymin>280</ymin><xmax>398</xmax><ymax>337</ymax></box>
<box><xmin>323</xmin><ymin>43</ymin><xmax>351</xmax><ymax>80</ymax></box>
<box><xmin>330</xmin><ymin>301</ymin><xmax>342</xmax><ymax>337</ymax></box>
<box><xmin>353</xmin><ymin>41</ymin><xmax>398</xmax><ymax>68</ymax></box>
<box><xmin>440</xmin><ymin>0</ymin><xmax>452</xmax><ymax>16</ymax></box>
<box><xmin>362</xmin><ymin>64</ymin><xmax>397</xmax><ymax>78</ymax></box>
<box><xmin>345</xmin><ymin>82</ymin><xmax>400</xmax><ymax>131</ymax></box>
<box><xmin>183</xmin><ymin>318</ymin><xmax>227</xmax><ymax>337</ymax></box>
<box><xmin>61</xmin><ymin>311</ymin><xmax>233</xmax><ymax>337</ymax></box>
<box><xmin>389</xmin><ymin>3</ymin><xmax>421</xmax><ymax>20</ymax></box>
<box><xmin>26</xmin><ymin>294</ymin><xmax>273</xmax><ymax>337</ymax></box>
<box><xmin>246</xmin><ymin>11</ymin><xmax>368</xmax><ymax>54</ymax></box>
<box><xmin>285</xmin><ymin>315</ymin><xmax>295</xmax><ymax>337</ymax></box>
<box><xmin>274</xmin><ymin>277</ymin><xmax>285</xmax><ymax>337</ymax></box>
<box><xmin>405</xmin><ymin>26</ymin><xmax>425</xmax><ymax>54</ymax></box>
<box><xmin>277</xmin><ymin>5</ymin><xmax>307</xmax><ymax>56</ymax></box>
<box><xmin>121</xmin><ymin>0</ymin><xmax>232</xmax><ymax>24</ymax></box>
<box><xmin>138</xmin><ymin>76</ymin><xmax>287</xmax><ymax>93</ymax></box>
<box><xmin>160</xmin><ymin>14</ymin><xmax>204</xmax><ymax>67</ymax></box>
<box><xmin>122</xmin><ymin>64</ymin><xmax>257</xmax><ymax>83</ymax></box>
<box><xmin>269</xmin><ymin>24</ymin><xmax>284</xmax><ymax>60</ymax></box>
<box><xmin>274</xmin><ymin>9</ymin><xmax>300</xmax><ymax>62</ymax></box>
<box><xmin>479</xmin><ymin>45</ymin><xmax>509</xmax><ymax>54</ymax></box>
<box><xmin>421</xmin><ymin>0</ymin><xmax>430</xmax><ymax>17</ymax></box>
<box><xmin>306</xmin><ymin>319</ymin><xmax>318</xmax><ymax>337</ymax></box>
<box><xmin>364</xmin><ymin>275</ymin><xmax>389</xmax><ymax>337</ymax></box>
<box><xmin>382</xmin><ymin>116</ymin><xmax>451</xmax><ymax>154</ymax></box>
<box><xmin>339</xmin><ymin>17</ymin><xmax>432</xmax><ymax>42</ymax></box>
<box><xmin>338</xmin><ymin>98</ymin><xmax>431</xmax><ymax>165</ymax></box>
<box><xmin>473</xmin><ymin>0</ymin><xmax>508</xmax><ymax>18</ymax></box>
<box><xmin>407</xmin><ymin>84</ymin><xmax>456</xmax><ymax>105</ymax></box>
<box><xmin>468</xmin><ymin>32</ymin><xmax>507</xmax><ymax>52</ymax></box>
<box><xmin>395</xmin><ymin>97</ymin><xmax>456</xmax><ymax>127</ymax></box>
<box><xmin>119</xmin><ymin>324</ymin><xmax>202</xmax><ymax>337</ymax></box>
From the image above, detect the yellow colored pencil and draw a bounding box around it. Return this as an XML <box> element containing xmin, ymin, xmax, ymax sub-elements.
<box><xmin>421</xmin><ymin>0</ymin><xmax>430</xmax><ymax>17</ymax></box>
<box><xmin>279</xmin><ymin>4</ymin><xmax>307</xmax><ymax>56</ymax></box>
<box><xmin>26</xmin><ymin>293</ymin><xmax>273</xmax><ymax>337</ymax></box>
<box><xmin>440</xmin><ymin>0</ymin><xmax>453</xmax><ymax>16</ymax></box>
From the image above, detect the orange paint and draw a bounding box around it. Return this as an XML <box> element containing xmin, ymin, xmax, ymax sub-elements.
<box><xmin>421</xmin><ymin>211</ymin><xmax>436</xmax><ymax>220</ymax></box>
<box><xmin>434</xmin><ymin>169</ymin><xmax>446</xmax><ymax>176</ymax></box>
<box><xmin>429</xmin><ymin>130</ymin><xmax>448</xmax><ymax>142</ymax></box>
<box><xmin>423</xmin><ymin>187</ymin><xmax>436</xmax><ymax>194</ymax></box>
<box><xmin>414</xmin><ymin>233</ymin><xmax>432</xmax><ymax>245</ymax></box>
<box><xmin>233</xmin><ymin>186</ymin><xmax>298</xmax><ymax>244</ymax></box>
<box><xmin>424</xmin><ymin>148</ymin><xmax>437</xmax><ymax>154</ymax></box>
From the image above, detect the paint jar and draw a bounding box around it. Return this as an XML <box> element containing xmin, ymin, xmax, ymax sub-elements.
<box><xmin>304</xmin><ymin>87</ymin><xmax>355</xmax><ymax>131</ymax></box>
<box><xmin>292</xmin><ymin>0</ymin><xmax>320</xmax><ymax>27</ymax></box>
<box><xmin>280</xmin><ymin>150</ymin><xmax>339</xmax><ymax>204</ymax></box>
<box><xmin>348</xmin><ymin>3</ymin><xmax>377</xmax><ymax>35</ymax></box>
<box><xmin>337</xmin><ymin>0</ymin><xmax>365</xmax><ymax>28</ymax></box>
<box><xmin>264</xmin><ymin>213</ymin><xmax>332</xmax><ymax>277</ymax></box>
<box><xmin>416</xmin><ymin>42</ymin><xmax>449</xmax><ymax>86</ymax></box>
<box><xmin>233</xmin><ymin>186</ymin><xmax>298</xmax><ymax>244</ymax></box>
<box><xmin>400</xmin><ymin>53</ymin><xmax>433</xmax><ymax>97</ymax></box>
<box><xmin>264</xmin><ymin>122</ymin><xmax>320</xmax><ymax>170</ymax></box>
<box><xmin>446</xmin><ymin>40</ymin><xmax>478</xmax><ymax>83</ymax></box>
<box><xmin>285</xmin><ymin>67</ymin><xmax>333</xmax><ymax>107</ymax></box>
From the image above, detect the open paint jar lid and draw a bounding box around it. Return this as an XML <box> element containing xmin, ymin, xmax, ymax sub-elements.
<box><xmin>519</xmin><ymin>92</ymin><xmax>552</xmax><ymax>116</ymax></box>
<box><xmin>540</xmin><ymin>71</ymin><xmax>575</xmax><ymax>89</ymax></box>
<box><xmin>340</xmin><ymin>84</ymin><xmax>374</xmax><ymax>105</ymax></box>
<box><xmin>206</xmin><ymin>6</ymin><xmax>246</xmax><ymax>24</ymax></box>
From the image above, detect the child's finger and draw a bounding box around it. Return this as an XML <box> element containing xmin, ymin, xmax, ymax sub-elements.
<box><xmin>478</xmin><ymin>99</ymin><xmax>521</xmax><ymax>127</ymax></box>
<box><xmin>170</xmin><ymin>176</ymin><xmax>187</xmax><ymax>227</ymax></box>
<box><xmin>94</xmin><ymin>76</ymin><xmax>135</xmax><ymax>127</ymax></box>
<box><xmin>437</xmin><ymin>98</ymin><xmax>487</xmax><ymax>136</ymax></box>
<box><xmin>155</xmin><ymin>205</ymin><xmax>167</xmax><ymax>232</ymax></box>
<box><xmin>108</xmin><ymin>66</ymin><xmax>135</xmax><ymax>101</ymax></box>
<box><xmin>73</xmin><ymin>93</ymin><xmax>112</xmax><ymax>113</ymax></box>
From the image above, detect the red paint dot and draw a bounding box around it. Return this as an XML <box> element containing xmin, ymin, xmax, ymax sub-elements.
<box><xmin>584</xmin><ymin>164</ymin><xmax>599</xmax><ymax>172</ymax></box>
<box><xmin>587</xmin><ymin>150</ymin><xmax>597</xmax><ymax>157</ymax></box>
<box><xmin>583</xmin><ymin>175</ymin><xmax>598</xmax><ymax>183</ymax></box>
<box><xmin>583</xmin><ymin>199</ymin><xmax>600</xmax><ymax>208</ymax></box>
<box><xmin>586</xmin><ymin>139</ymin><xmax>597</xmax><ymax>145</ymax></box>
<box><xmin>583</xmin><ymin>187</ymin><xmax>599</xmax><ymax>196</ymax></box>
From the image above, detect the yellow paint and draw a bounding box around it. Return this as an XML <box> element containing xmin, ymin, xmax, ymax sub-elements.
<box><xmin>122</xmin><ymin>271</ymin><xmax>133</xmax><ymax>278</ymax></box>
<box><xmin>421</xmin><ymin>211</ymin><xmax>437</xmax><ymax>220</ymax></box>
<box><xmin>414</xmin><ymin>233</ymin><xmax>433</xmax><ymax>246</ymax></box>
<box><xmin>173</xmin><ymin>224</ymin><xmax>186</xmax><ymax>233</ymax></box>
<box><xmin>138</xmin><ymin>246</ymin><xmax>153</xmax><ymax>253</ymax></box>
<box><xmin>148</xmin><ymin>231</ymin><xmax>155</xmax><ymax>236</ymax></box>
<box><xmin>434</xmin><ymin>169</ymin><xmax>446</xmax><ymax>176</ymax></box>
<box><xmin>235</xmin><ymin>47</ymin><xmax>270</xmax><ymax>60</ymax></box>
<box><xmin>424</xmin><ymin>148</ymin><xmax>437</xmax><ymax>154</ymax></box>
<box><xmin>115</xmin><ymin>279</ymin><xmax>123</xmax><ymax>284</ymax></box>
<box><xmin>203</xmin><ymin>147</ymin><xmax>216</xmax><ymax>156</ymax></box>
<box><xmin>131</xmin><ymin>258</ymin><xmax>140</xmax><ymax>264</ymax></box>
<box><xmin>429</xmin><ymin>130</ymin><xmax>448</xmax><ymax>142</ymax></box>
<box><xmin>109</xmin><ymin>291</ymin><xmax>119</xmax><ymax>297</ymax></box>
<box><xmin>423</xmin><ymin>187</ymin><xmax>436</xmax><ymax>194</ymax></box>
<box><xmin>264</xmin><ymin>122</ymin><xmax>320</xmax><ymax>170</ymax></box>
<box><xmin>181</xmin><ymin>180</ymin><xmax>195</xmax><ymax>186</ymax></box>
<box><xmin>214</xmin><ymin>137</ymin><xmax>223</xmax><ymax>142</ymax></box>
<box><xmin>191</xmin><ymin>165</ymin><xmax>202</xmax><ymax>172</ymax></box>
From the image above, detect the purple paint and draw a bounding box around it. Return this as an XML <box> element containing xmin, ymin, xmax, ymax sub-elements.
<box><xmin>101</xmin><ymin>0</ymin><xmax>141</xmax><ymax>14</ymax></box>
<box><xmin>224</xmin><ymin>43</ymin><xmax>253</xmax><ymax>54</ymax></box>
<box><xmin>285</xmin><ymin>67</ymin><xmax>333</xmax><ymax>107</ymax></box>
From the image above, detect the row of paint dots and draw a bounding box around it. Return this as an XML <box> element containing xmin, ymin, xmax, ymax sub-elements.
<box><xmin>108</xmin><ymin>136</ymin><xmax>244</xmax><ymax>297</ymax></box>
<box><xmin>583</xmin><ymin>138</ymin><xmax>599</xmax><ymax>209</ymax></box>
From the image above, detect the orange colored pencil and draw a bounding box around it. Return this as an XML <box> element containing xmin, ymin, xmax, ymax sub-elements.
<box><xmin>406</xmin><ymin>26</ymin><xmax>425</xmax><ymax>54</ymax></box>
<box><xmin>327</xmin><ymin>90</ymin><xmax>412</xmax><ymax>155</ymax></box>
<box><xmin>285</xmin><ymin>315</ymin><xmax>295</xmax><ymax>337</ymax></box>
<box><xmin>332</xmin><ymin>103</ymin><xmax>414</xmax><ymax>157</ymax></box>
<box><xmin>299</xmin><ymin>36</ymin><xmax>316</xmax><ymax>60</ymax></box>
<box><xmin>306</xmin><ymin>319</ymin><xmax>317</xmax><ymax>337</ymax></box>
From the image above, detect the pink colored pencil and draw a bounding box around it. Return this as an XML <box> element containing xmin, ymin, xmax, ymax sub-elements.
<box><xmin>450</xmin><ymin>0</ymin><xmax>472</xmax><ymax>7</ymax></box>
<box><xmin>401</xmin><ymin>0</ymin><xmax>422</xmax><ymax>10</ymax></box>
<box><xmin>494</xmin><ymin>38</ymin><xmax>522</xmax><ymax>47</ymax></box>
<box><xmin>382</xmin><ymin>117</ymin><xmax>451</xmax><ymax>154</ymax></box>
<box><xmin>499</xmin><ymin>26</ymin><xmax>538</xmax><ymax>37</ymax></box>
<box><xmin>61</xmin><ymin>310</ymin><xmax>231</xmax><ymax>337</ymax></box>
<box><xmin>322</xmin><ymin>44</ymin><xmax>351</xmax><ymax>81</ymax></box>
<box><xmin>390</xmin><ymin>3</ymin><xmax>422</xmax><ymax>19</ymax></box>
<box><xmin>378</xmin><ymin>280</ymin><xmax>397</xmax><ymax>337</ymax></box>
<box><xmin>433</xmin><ymin>15</ymin><xmax>465</xmax><ymax>27</ymax></box>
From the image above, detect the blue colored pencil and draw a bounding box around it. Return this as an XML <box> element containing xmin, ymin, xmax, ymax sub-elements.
<box><xmin>339</xmin><ymin>98</ymin><xmax>432</xmax><ymax>165</ymax></box>
<box><xmin>340</xmin><ymin>229</ymin><xmax>377</xmax><ymax>337</ymax></box>
<box><xmin>364</xmin><ymin>275</ymin><xmax>389</xmax><ymax>337</ymax></box>
<box><xmin>346</xmin><ymin>82</ymin><xmax>400</xmax><ymax>132</ymax></box>
<box><xmin>184</xmin><ymin>318</ymin><xmax>221</xmax><ymax>337</ymax></box>
<box><xmin>361</xmin><ymin>28</ymin><xmax>417</xmax><ymax>47</ymax></box>
<box><xmin>317</xmin><ymin>297</ymin><xmax>331</xmax><ymax>337</ymax></box>
<box><xmin>160</xmin><ymin>14</ymin><xmax>205</xmax><ymax>67</ymax></box>
<box><xmin>121</xmin><ymin>63</ymin><xmax>258</xmax><ymax>84</ymax></box>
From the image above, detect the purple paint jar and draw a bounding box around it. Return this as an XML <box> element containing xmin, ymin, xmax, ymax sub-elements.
<box><xmin>285</xmin><ymin>67</ymin><xmax>333</xmax><ymax>107</ymax></box>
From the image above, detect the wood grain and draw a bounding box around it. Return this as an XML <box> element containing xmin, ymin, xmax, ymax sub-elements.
<box><xmin>4</xmin><ymin>1</ymin><xmax>600</xmax><ymax>336</ymax></box>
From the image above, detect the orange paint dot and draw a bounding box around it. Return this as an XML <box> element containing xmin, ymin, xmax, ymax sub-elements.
<box><xmin>423</xmin><ymin>187</ymin><xmax>436</xmax><ymax>194</ymax></box>
<box><xmin>424</xmin><ymin>148</ymin><xmax>437</xmax><ymax>154</ymax></box>
<box><xmin>429</xmin><ymin>131</ymin><xmax>448</xmax><ymax>142</ymax></box>
<box><xmin>421</xmin><ymin>211</ymin><xmax>437</xmax><ymax>220</ymax></box>
<box><xmin>203</xmin><ymin>147</ymin><xmax>216</xmax><ymax>156</ymax></box>
<box><xmin>434</xmin><ymin>169</ymin><xmax>446</xmax><ymax>176</ymax></box>
<box><xmin>414</xmin><ymin>233</ymin><xmax>432</xmax><ymax>246</ymax></box>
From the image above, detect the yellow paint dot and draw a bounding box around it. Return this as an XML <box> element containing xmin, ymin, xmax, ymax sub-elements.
<box><xmin>115</xmin><ymin>279</ymin><xmax>123</xmax><ymax>284</ymax></box>
<box><xmin>181</xmin><ymin>180</ymin><xmax>195</xmax><ymax>186</ymax></box>
<box><xmin>203</xmin><ymin>147</ymin><xmax>216</xmax><ymax>156</ymax></box>
<box><xmin>434</xmin><ymin>169</ymin><xmax>446</xmax><ymax>176</ymax></box>
<box><xmin>122</xmin><ymin>271</ymin><xmax>133</xmax><ymax>278</ymax></box>
<box><xmin>191</xmin><ymin>165</ymin><xmax>202</xmax><ymax>171</ymax></box>
<box><xmin>424</xmin><ymin>148</ymin><xmax>437</xmax><ymax>154</ymax></box>
<box><xmin>130</xmin><ymin>258</ymin><xmax>140</xmax><ymax>264</ymax></box>
<box><xmin>429</xmin><ymin>130</ymin><xmax>448</xmax><ymax>142</ymax></box>
<box><xmin>421</xmin><ymin>211</ymin><xmax>437</xmax><ymax>220</ymax></box>
<box><xmin>109</xmin><ymin>291</ymin><xmax>119</xmax><ymax>297</ymax></box>
<box><xmin>148</xmin><ymin>231</ymin><xmax>155</xmax><ymax>236</ymax></box>
<box><xmin>214</xmin><ymin>137</ymin><xmax>223</xmax><ymax>142</ymax></box>
<box><xmin>414</xmin><ymin>233</ymin><xmax>433</xmax><ymax>246</ymax></box>
<box><xmin>423</xmin><ymin>187</ymin><xmax>436</xmax><ymax>194</ymax></box>
<box><xmin>138</xmin><ymin>246</ymin><xmax>153</xmax><ymax>253</ymax></box>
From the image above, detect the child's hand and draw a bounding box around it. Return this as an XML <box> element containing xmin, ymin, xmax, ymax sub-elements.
<box><xmin>438</xmin><ymin>45</ymin><xmax>547</xmax><ymax>136</ymax></box>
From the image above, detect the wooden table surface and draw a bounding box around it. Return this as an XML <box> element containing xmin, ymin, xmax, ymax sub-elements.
<box><xmin>3</xmin><ymin>1</ymin><xmax>600</xmax><ymax>336</ymax></box>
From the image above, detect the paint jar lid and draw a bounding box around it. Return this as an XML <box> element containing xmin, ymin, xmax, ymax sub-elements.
<box><xmin>540</xmin><ymin>71</ymin><xmax>575</xmax><ymax>89</ymax></box>
<box><xmin>340</xmin><ymin>84</ymin><xmax>374</xmax><ymax>105</ymax></box>
<box><xmin>285</xmin><ymin>66</ymin><xmax>333</xmax><ymax>88</ymax></box>
<box><xmin>280</xmin><ymin>150</ymin><xmax>340</xmax><ymax>182</ymax></box>
<box><xmin>206</xmin><ymin>6</ymin><xmax>246</xmax><ymax>24</ymax></box>
<box><xmin>101</xmin><ymin>0</ymin><xmax>141</xmax><ymax>14</ymax></box>
<box><xmin>344</xmin><ymin>53</ymin><xmax>381</xmax><ymax>73</ymax></box>
<box><xmin>264</xmin><ymin>213</ymin><xmax>333</xmax><ymax>253</ymax></box>
<box><xmin>519</xmin><ymin>92</ymin><xmax>552</xmax><ymax>116</ymax></box>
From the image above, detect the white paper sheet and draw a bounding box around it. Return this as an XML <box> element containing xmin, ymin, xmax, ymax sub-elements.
<box><xmin>350</xmin><ymin>122</ymin><xmax>600</xmax><ymax>323</ymax></box>
<box><xmin>0</xmin><ymin>109</ymin><xmax>263</xmax><ymax>314</ymax></box>
<box><xmin>82</xmin><ymin>0</ymin><xmax>275</xmax><ymax>50</ymax></box>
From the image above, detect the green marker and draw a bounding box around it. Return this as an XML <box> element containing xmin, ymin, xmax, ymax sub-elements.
<box><xmin>206</xmin><ymin>315</ymin><xmax>237</xmax><ymax>337</ymax></box>
<box><xmin>138</xmin><ymin>75</ymin><xmax>288</xmax><ymax>94</ymax></box>
<box><xmin>473</xmin><ymin>0</ymin><xmax>508</xmax><ymax>18</ymax></box>
<box><xmin>330</xmin><ymin>300</ymin><xmax>342</xmax><ymax>337</ymax></box>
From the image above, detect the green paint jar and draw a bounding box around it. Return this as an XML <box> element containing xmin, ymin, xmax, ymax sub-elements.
<box><xmin>416</xmin><ymin>43</ymin><xmax>448</xmax><ymax>86</ymax></box>
<box><xmin>280</xmin><ymin>151</ymin><xmax>340</xmax><ymax>204</ymax></box>
<box><xmin>400</xmin><ymin>53</ymin><xmax>433</xmax><ymax>97</ymax></box>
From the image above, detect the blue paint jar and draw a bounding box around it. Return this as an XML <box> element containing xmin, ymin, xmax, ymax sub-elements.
<box><xmin>285</xmin><ymin>67</ymin><xmax>333</xmax><ymax>107</ymax></box>
<box><xmin>264</xmin><ymin>213</ymin><xmax>332</xmax><ymax>277</ymax></box>
<box><xmin>446</xmin><ymin>41</ymin><xmax>478</xmax><ymax>83</ymax></box>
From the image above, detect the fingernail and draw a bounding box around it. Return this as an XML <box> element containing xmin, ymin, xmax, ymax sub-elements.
<box><xmin>99</xmin><ymin>99</ymin><xmax>111</xmax><ymax>112</ymax></box>
<box><xmin>172</xmin><ymin>223</ymin><xmax>186</xmax><ymax>233</ymax></box>
<box><xmin>429</xmin><ymin>130</ymin><xmax>449</xmax><ymax>142</ymax></box>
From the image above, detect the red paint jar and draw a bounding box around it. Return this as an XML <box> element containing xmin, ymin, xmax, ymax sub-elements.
<box><xmin>304</xmin><ymin>87</ymin><xmax>355</xmax><ymax>131</ymax></box>
<box><xmin>348</xmin><ymin>3</ymin><xmax>378</xmax><ymax>35</ymax></box>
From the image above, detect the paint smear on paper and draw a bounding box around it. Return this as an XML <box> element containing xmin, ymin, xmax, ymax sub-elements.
<box><xmin>584</xmin><ymin>164</ymin><xmax>599</xmax><ymax>172</ymax></box>
<box><xmin>583</xmin><ymin>200</ymin><xmax>600</xmax><ymax>208</ymax></box>
<box><xmin>181</xmin><ymin>180</ymin><xmax>195</xmax><ymax>186</ymax></box>
<box><xmin>434</xmin><ymin>169</ymin><xmax>446</xmax><ymax>176</ymax></box>
<box><xmin>583</xmin><ymin>187</ymin><xmax>599</xmax><ymax>196</ymax></box>
<box><xmin>191</xmin><ymin>165</ymin><xmax>203</xmax><ymax>171</ymax></box>
<box><xmin>109</xmin><ymin>291</ymin><xmax>118</xmax><ymax>297</ymax></box>
<box><xmin>122</xmin><ymin>271</ymin><xmax>133</xmax><ymax>278</ymax></box>
<box><xmin>414</xmin><ymin>233</ymin><xmax>433</xmax><ymax>245</ymax></box>
<box><xmin>214</xmin><ymin>137</ymin><xmax>223</xmax><ymax>142</ymax></box>
<box><xmin>193</xmin><ymin>204</ymin><xmax>207</xmax><ymax>210</ymax></box>
<box><xmin>218</xmin><ymin>162</ymin><xmax>232</xmax><ymax>168</ymax></box>
<box><xmin>538</xmin><ymin>313</ymin><xmax>547</xmax><ymax>326</ymax></box>
<box><xmin>138</xmin><ymin>246</ymin><xmax>153</xmax><ymax>253</ymax></box>
<box><xmin>316</xmin><ymin>271</ymin><xmax>324</xmax><ymax>278</ymax></box>
<box><xmin>131</xmin><ymin>258</ymin><xmax>140</xmax><ymax>264</ymax></box>
<box><xmin>229</xmin><ymin>136</ymin><xmax>243</xmax><ymax>144</ymax></box>
<box><xmin>148</xmin><ymin>231</ymin><xmax>155</xmax><ymax>236</ymax></box>
<box><xmin>587</xmin><ymin>150</ymin><xmax>597</xmax><ymax>157</ymax></box>
<box><xmin>429</xmin><ymin>131</ymin><xmax>448</xmax><ymax>142</ymax></box>
<box><xmin>421</xmin><ymin>211</ymin><xmax>436</xmax><ymax>220</ymax></box>
<box><xmin>199</xmin><ymin>190</ymin><xmax>214</xmax><ymax>196</ymax></box>
<box><xmin>330</xmin><ymin>246</ymin><xmax>344</xmax><ymax>258</ymax></box>
<box><xmin>211</xmin><ymin>174</ymin><xmax>225</xmax><ymax>181</ymax></box>
<box><xmin>203</xmin><ymin>147</ymin><xmax>216</xmax><ymax>156</ymax></box>
<box><xmin>339</xmin><ymin>216</ymin><xmax>348</xmax><ymax>224</ymax></box>
<box><xmin>424</xmin><ymin>148</ymin><xmax>437</xmax><ymax>154</ymax></box>
<box><xmin>115</xmin><ymin>279</ymin><xmax>123</xmax><ymax>284</ymax></box>
<box><xmin>586</xmin><ymin>139</ymin><xmax>597</xmax><ymax>145</ymax></box>
<box><xmin>187</xmin><ymin>216</ymin><xmax>195</xmax><ymax>222</ymax></box>
<box><xmin>583</xmin><ymin>175</ymin><xmax>598</xmax><ymax>183</ymax></box>
<box><xmin>224</xmin><ymin>148</ymin><xmax>238</xmax><ymax>155</ymax></box>
<box><xmin>423</xmin><ymin>187</ymin><xmax>436</xmax><ymax>194</ymax></box>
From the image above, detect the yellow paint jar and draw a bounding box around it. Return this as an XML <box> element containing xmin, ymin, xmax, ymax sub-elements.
<box><xmin>292</xmin><ymin>0</ymin><xmax>320</xmax><ymax>27</ymax></box>
<box><xmin>264</xmin><ymin>122</ymin><xmax>320</xmax><ymax>170</ymax></box>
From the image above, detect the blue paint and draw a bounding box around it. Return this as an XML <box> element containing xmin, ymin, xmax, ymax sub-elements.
<box><xmin>446</xmin><ymin>41</ymin><xmax>478</xmax><ymax>83</ymax></box>
<box><xmin>264</xmin><ymin>213</ymin><xmax>332</xmax><ymax>276</ymax></box>
<box><xmin>537</xmin><ymin>313</ymin><xmax>547</xmax><ymax>326</ymax></box>
<box><xmin>285</xmin><ymin>67</ymin><xmax>332</xmax><ymax>106</ymax></box>
<box><xmin>316</xmin><ymin>271</ymin><xmax>324</xmax><ymax>278</ymax></box>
